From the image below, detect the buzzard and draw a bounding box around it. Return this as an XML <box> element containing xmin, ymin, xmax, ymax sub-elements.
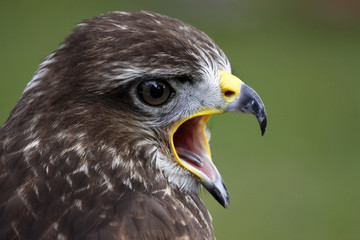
<box><xmin>0</xmin><ymin>11</ymin><xmax>267</xmax><ymax>239</ymax></box>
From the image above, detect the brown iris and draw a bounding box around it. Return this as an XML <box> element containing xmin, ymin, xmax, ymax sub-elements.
<box><xmin>137</xmin><ymin>80</ymin><xmax>174</xmax><ymax>106</ymax></box>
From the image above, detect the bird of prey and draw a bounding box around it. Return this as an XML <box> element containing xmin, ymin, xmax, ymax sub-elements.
<box><xmin>0</xmin><ymin>11</ymin><xmax>267</xmax><ymax>240</ymax></box>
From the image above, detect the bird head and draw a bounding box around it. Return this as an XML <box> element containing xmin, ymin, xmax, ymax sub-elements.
<box><xmin>15</xmin><ymin>11</ymin><xmax>266</xmax><ymax>209</ymax></box>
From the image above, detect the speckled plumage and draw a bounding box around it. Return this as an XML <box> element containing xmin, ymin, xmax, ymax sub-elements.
<box><xmin>0</xmin><ymin>11</ymin><xmax>238</xmax><ymax>239</ymax></box>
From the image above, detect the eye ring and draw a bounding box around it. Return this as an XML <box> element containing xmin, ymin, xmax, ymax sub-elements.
<box><xmin>137</xmin><ymin>80</ymin><xmax>175</xmax><ymax>106</ymax></box>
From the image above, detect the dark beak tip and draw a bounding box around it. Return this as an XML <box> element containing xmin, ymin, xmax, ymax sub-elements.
<box><xmin>223</xmin><ymin>197</ymin><xmax>230</xmax><ymax>208</ymax></box>
<box><xmin>203</xmin><ymin>179</ymin><xmax>230</xmax><ymax>208</ymax></box>
<box><xmin>217</xmin><ymin>195</ymin><xmax>230</xmax><ymax>209</ymax></box>
<box><xmin>211</xmin><ymin>187</ymin><xmax>230</xmax><ymax>208</ymax></box>
<box><xmin>260</xmin><ymin>116</ymin><xmax>267</xmax><ymax>136</ymax></box>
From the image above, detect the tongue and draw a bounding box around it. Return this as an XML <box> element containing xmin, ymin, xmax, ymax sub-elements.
<box><xmin>177</xmin><ymin>148</ymin><xmax>203</xmax><ymax>167</ymax></box>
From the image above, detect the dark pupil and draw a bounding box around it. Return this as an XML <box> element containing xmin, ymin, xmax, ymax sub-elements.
<box><xmin>150</xmin><ymin>83</ymin><xmax>164</xmax><ymax>98</ymax></box>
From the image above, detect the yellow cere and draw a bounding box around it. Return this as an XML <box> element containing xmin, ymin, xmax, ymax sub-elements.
<box><xmin>219</xmin><ymin>70</ymin><xmax>243</xmax><ymax>103</ymax></box>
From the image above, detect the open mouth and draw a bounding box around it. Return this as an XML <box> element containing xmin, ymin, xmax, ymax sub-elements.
<box><xmin>171</xmin><ymin>115</ymin><xmax>216</xmax><ymax>183</ymax></box>
<box><xmin>170</xmin><ymin>113</ymin><xmax>230</xmax><ymax>208</ymax></box>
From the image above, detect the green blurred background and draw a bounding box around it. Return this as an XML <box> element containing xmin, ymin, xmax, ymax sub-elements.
<box><xmin>1</xmin><ymin>0</ymin><xmax>359</xmax><ymax>239</ymax></box>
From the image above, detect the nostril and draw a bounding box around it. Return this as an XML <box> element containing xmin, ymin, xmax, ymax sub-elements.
<box><xmin>224</xmin><ymin>90</ymin><xmax>235</xmax><ymax>98</ymax></box>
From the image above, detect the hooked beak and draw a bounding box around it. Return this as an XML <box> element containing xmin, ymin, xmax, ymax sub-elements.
<box><xmin>225</xmin><ymin>81</ymin><xmax>267</xmax><ymax>136</ymax></box>
<box><xmin>170</xmin><ymin>70</ymin><xmax>267</xmax><ymax>208</ymax></box>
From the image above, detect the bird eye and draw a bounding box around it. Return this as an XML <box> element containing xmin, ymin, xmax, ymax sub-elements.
<box><xmin>137</xmin><ymin>80</ymin><xmax>174</xmax><ymax>106</ymax></box>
